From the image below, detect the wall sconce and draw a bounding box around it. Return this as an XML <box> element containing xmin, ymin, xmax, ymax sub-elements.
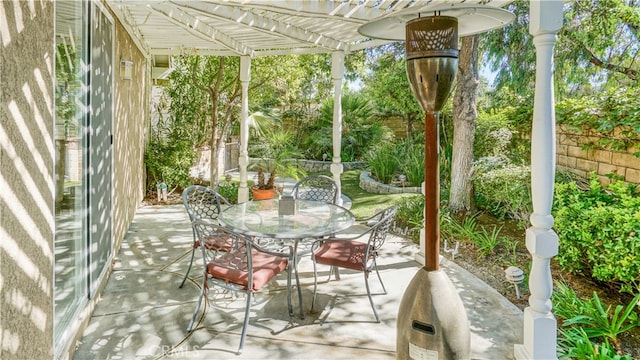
<box><xmin>120</xmin><ymin>59</ymin><xmax>133</xmax><ymax>80</ymax></box>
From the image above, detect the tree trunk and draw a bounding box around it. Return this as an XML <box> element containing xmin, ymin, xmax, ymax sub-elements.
<box><xmin>208</xmin><ymin>58</ymin><xmax>225</xmax><ymax>188</ymax></box>
<box><xmin>449</xmin><ymin>35</ymin><xmax>479</xmax><ymax>215</ymax></box>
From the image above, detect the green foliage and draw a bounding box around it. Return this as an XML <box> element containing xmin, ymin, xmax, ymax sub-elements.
<box><xmin>563</xmin><ymin>292</ymin><xmax>640</xmax><ymax>352</ymax></box>
<box><xmin>340</xmin><ymin>170</ymin><xmax>416</xmax><ymax>219</ymax></box>
<box><xmin>361</xmin><ymin>43</ymin><xmax>423</xmax><ymax>133</ymax></box>
<box><xmin>554</xmin><ymin>283</ymin><xmax>640</xmax><ymax>358</ymax></box>
<box><xmin>396</xmin><ymin>138</ymin><xmax>425</xmax><ymax>187</ymax></box>
<box><xmin>475</xmin><ymin>103</ymin><xmax>532</xmax><ymax>164</ymax></box>
<box><xmin>556</xmin><ymin>87</ymin><xmax>640</xmax><ymax>156</ymax></box>
<box><xmin>365</xmin><ymin>142</ymin><xmax>400</xmax><ymax>184</ymax></box>
<box><xmin>359</xmin><ymin>136</ymin><xmax>425</xmax><ymax>187</ymax></box>
<box><xmin>554</xmin><ymin>282</ymin><xmax>589</xmax><ymax>323</ymax></box>
<box><xmin>502</xmin><ymin>237</ymin><xmax>520</xmax><ymax>266</ymax></box>
<box><xmin>216</xmin><ymin>179</ymin><xmax>239</xmax><ymax>205</ymax></box>
<box><xmin>483</xmin><ymin>0</ymin><xmax>639</xmax><ymax>99</ymax></box>
<box><xmin>558</xmin><ymin>327</ymin><xmax>634</xmax><ymax>360</ymax></box>
<box><xmin>395</xmin><ymin>195</ymin><xmax>424</xmax><ymax>242</ymax></box>
<box><xmin>472</xmin><ymin>159</ymin><xmax>532</xmax><ymax>220</ymax></box>
<box><xmin>553</xmin><ymin>176</ymin><xmax>640</xmax><ymax>293</ymax></box>
<box><xmin>442</xmin><ymin>213</ymin><xmax>479</xmax><ymax>243</ymax></box>
<box><xmin>144</xmin><ymin>136</ymin><xmax>195</xmax><ymax>193</ymax></box>
<box><xmin>165</xmin><ymin>55</ymin><xmax>241</xmax><ymax>147</ymax></box>
<box><xmin>55</xmin><ymin>42</ymin><xmax>80</xmax><ymax>135</ymax></box>
<box><xmin>302</xmin><ymin>93</ymin><xmax>390</xmax><ymax>162</ymax></box>
<box><xmin>473</xmin><ymin>225</ymin><xmax>505</xmax><ymax>258</ymax></box>
<box><xmin>249</xmin><ymin>129</ymin><xmax>306</xmax><ymax>189</ymax></box>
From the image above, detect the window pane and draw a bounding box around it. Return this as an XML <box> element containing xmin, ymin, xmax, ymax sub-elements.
<box><xmin>54</xmin><ymin>0</ymin><xmax>87</xmax><ymax>345</ymax></box>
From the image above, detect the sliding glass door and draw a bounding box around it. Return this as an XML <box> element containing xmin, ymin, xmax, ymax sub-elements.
<box><xmin>54</xmin><ymin>0</ymin><xmax>113</xmax><ymax>353</ymax></box>
<box><xmin>54</xmin><ymin>0</ymin><xmax>89</xmax><ymax>346</ymax></box>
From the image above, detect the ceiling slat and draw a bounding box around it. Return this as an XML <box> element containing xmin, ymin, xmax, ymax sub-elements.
<box><xmin>106</xmin><ymin>0</ymin><xmax>515</xmax><ymax>57</ymax></box>
<box><xmin>151</xmin><ymin>3</ymin><xmax>254</xmax><ymax>56</ymax></box>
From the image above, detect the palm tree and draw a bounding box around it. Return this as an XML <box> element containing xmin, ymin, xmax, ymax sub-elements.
<box><xmin>250</xmin><ymin>129</ymin><xmax>306</xmax><ymax>190</ymax></box>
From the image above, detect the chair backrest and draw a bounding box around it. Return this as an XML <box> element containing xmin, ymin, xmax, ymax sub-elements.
<box><xmin>182</xmin><ymin>185</ymin><xmax>230</xmax><ymax>222</ymax></box>
<box><xmin>191</xmin><ymin>219</ymin><xmax>252</xmax><ymax>288</ymax></box>
<box><xmin>291</xmin><ymin>175</ymin><xmax>339</xmax><ymax>204</ymax></box>
<box><xmin>367</xmin><ymin>205</ymin><xmax>398</xmax><ymax>252</ymax></box>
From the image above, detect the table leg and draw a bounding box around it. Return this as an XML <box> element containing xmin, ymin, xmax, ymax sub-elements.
<box><xmin>292</xmin><ymin>240</ymin><xmax>305</xmax><ymax>319</ymax></box>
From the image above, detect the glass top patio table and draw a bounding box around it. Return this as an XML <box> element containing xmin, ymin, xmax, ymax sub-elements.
<box><xmin>218</xmin><ymin>198</ymin><xmax>355</xmax><ymax>239</ymax></box>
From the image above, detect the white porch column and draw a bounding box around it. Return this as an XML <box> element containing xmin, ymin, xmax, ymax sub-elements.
<box><xmin>238</xmin><ymin>55</ymin><xmax>251</xmax><ymax>203</ymax></box>
<box><xmin>331</xmin><ymin>51</ymin><xmax>345</xmax><ymax>205</ymax></box>
<box><xmin>515</xmin><ymin>1</ymin><xmax>563</xmax><ymax>359</ymax></box>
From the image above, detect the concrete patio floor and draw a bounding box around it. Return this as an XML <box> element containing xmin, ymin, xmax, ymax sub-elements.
<box><xmin>72</xmin><ymin>204</ymin><xmax>523</xmax><ymax>360</ymax></box>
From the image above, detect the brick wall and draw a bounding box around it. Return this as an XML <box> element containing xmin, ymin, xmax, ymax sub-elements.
<box><xmin>557</xmin><ymin>125</ymin><xmax>640</xmax><ymax>188</ymax></box>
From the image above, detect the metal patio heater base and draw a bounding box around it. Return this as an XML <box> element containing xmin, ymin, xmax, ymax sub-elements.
<box><xmin>396</xmin><ymin>268</ymin><xmax>469</xmax><ymax>359</ymax></box>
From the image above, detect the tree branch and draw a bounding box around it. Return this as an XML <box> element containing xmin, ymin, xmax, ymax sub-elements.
<box><xmin>587</xmin><ymin>48</ymin><xmax>639</xmax><ymax>80</ymax></box>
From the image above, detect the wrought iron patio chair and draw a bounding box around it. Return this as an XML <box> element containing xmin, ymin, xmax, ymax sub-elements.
<box><xmin>291</xmin><ymin>175</ymin><xmax>339</xmax><ymax>204</ymax></box>
<box><xmin>180</xmin><ymin>185</ymin><xmax>232</xmax><ymax>288</ymax></box>
<box><xmin>310</xmin><ymin>205</ymin><xmax>398</xmax><ymax>322</ymax></box>
<box><xmin>187</xmin><ymin>219</ymin><xmax>293</xmax><ymax>354</ymax></box>
<box><xmin>289</xmin><ymin>175</ymin><xmax>341</xmax><ymax>258</ymax></box>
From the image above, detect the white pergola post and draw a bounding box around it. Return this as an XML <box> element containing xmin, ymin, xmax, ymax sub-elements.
<box><xmin>330</xmin><ymin>51</ymin><xmax>345</xmax><ymax>205</ymax></box>
<box><xmin>238</xmin><ymin>55</ymin><xmax>252</xmax><ymax>203</ymax></box>
<box><xmin>515</xmin><ymin>1</ymin><xmax>563</xmax><ymax>359</ymax></box>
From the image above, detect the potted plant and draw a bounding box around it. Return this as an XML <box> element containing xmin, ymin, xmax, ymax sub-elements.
<box><xmin>249</xmin><ymin>129</ymin><xmax>306</xmax><ymax>200</ymax></box>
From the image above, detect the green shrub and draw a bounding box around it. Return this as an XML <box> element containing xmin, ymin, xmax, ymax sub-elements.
<box><xmin>144</xmin><ymin>137</ymin><xmax>195</xmax><ymax>193</ymax></box>
<box><xmin>553</xmin><ymin>176</ymin><xmax>640</xmax><ymax>294</ymax></box>
<box><xmin>473</xmin><ymin>225</ymin><xmax>505</xmax><ymax>258</ymax></box>
<box><xmin>303</xmin><ymin>93</ymin><xmax>392</xmax><ymax>162</ymax></box>
<box><xmin>442</xmin><ymin>213</ymin><xmax>478</xmax><ymax>243</ymax></box>
<box><xmin>558</xmin><ymin>327</ymin><xmax>634</xmax><ymax>360</ymax></box>
<box><xmin>366</xmin><ymin>143</ymin><xmax>400</xmax><ymax>184</ymax></box>
<box><xmin>395</xmin><ymin>195</ymin><xmax>424</xmax><ymax>243</ymax></box>
<box><xmin>472</xmin><ymin>158</ymin><xmax>532</xmax><ymax>220</ymax></box>
<box><xmin>216</xmin><ymin>179</ymin><xmax>239</xmax><ymax>204</ymax></box>
<box><xmin>475</xmin><ymin>106</ymin><xmax>531</xmax><ymax>164</ymax></box>
<box><xmin>397</xmin><ymin>139</ymin><xmax>424</xmax><ymax>187</ymax></box>
<box><xmin>553</xmin><ymin>282</ymin><xmax>640</xmax><ymax>358</ymax></box>
<box><xmin>556</xmin><ymin>87</ymin><xmax>640</xmax><ymax>155</ymax></box>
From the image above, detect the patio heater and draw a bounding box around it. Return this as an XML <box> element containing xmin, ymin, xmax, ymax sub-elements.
<box><xmin>359</xmin><ymin>6</ymin><xmax>514</xmax><ymax>359</ymax></box>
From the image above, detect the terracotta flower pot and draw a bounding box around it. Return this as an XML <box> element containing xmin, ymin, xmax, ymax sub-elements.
<box><xmin>251</xmin><ymin>186</ymin><xmax>278</xmax><ymax>200</ymax></box>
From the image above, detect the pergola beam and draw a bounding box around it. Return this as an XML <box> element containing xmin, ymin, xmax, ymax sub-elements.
<box><xmin>151</xmin><ymin>3</ymin><xmax>255</xmax><ymax>56</ymax></box>
<box><xmin>108</xmin><ymin>2</ymin><xmax>151</xmax><ymax>57</ymax></box>
<box><xmin>174</xmin><ymin>0</ymin><xmax>351</xmax><ymax>52</ymax></box>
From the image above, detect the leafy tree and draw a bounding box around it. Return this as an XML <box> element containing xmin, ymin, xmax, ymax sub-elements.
<box><xmin>483</xmin><ymin>0</ymin><xmax>639</xmax><ymax>100</ymax></box>
<box><xmin>164</xmin><ymin>55</ymin><xmax>241</xmax><ymax>187</ymax></box>
<box><xmin>360</xmin><ymin>43</ymin><xmax>423</xmax><ymax>138</ymax></box>
<box><xmin>162</xmin><ymin>54</ymin><xmax>318</xmax><ymax>187</ymax></box>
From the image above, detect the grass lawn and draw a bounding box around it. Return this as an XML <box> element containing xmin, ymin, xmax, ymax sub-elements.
<box><xmin>340</xmin><ymin>169</ymin><xmax>417</xmax><ymax>218</ymax></box>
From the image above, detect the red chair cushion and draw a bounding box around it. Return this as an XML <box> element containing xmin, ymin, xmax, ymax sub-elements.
<box><xmin>206</xmin><ymin>250</ymin><xmax>288</xmax><ymax>291</ymax></box>
<box><xmin>313</xmin><ymin>240</ymin><xmax>367</xmax><ymax>272</ymax></box>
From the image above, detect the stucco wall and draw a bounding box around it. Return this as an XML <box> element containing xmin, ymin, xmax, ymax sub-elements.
<box><xmin>557</xmin><ymin>125</ymin><xmax>640</xmax><ymax>189</ymax></box>
<box><xmin>1</xmin><ymin>1</ymin><xmax>56</xmax><ymax>359</ymax></box>
<box><xmin>111</xmin><ymin>15</ymin><xmax>149</xmax><ymax>250</ymax></box>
